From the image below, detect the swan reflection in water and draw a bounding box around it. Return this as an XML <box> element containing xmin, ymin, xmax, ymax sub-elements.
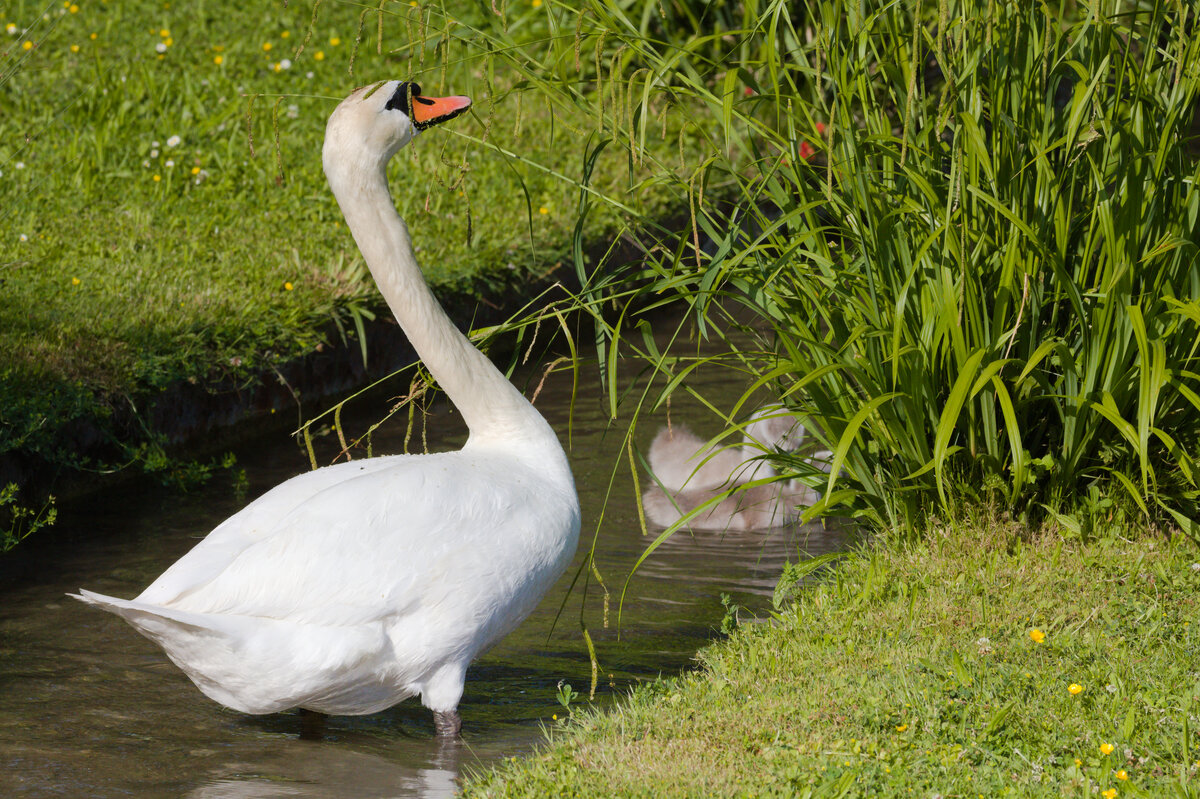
<box><xmin>186</xmin><ymin>740</ymin><xmax>459</xmax><ymax>798</ymax></box>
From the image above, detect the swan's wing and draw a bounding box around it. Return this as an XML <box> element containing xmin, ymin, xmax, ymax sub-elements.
<box><xmin>134</xmin><ymin>451</ymin><xmax>573</xmax><ymax>627</ymax></box>
<box><xmin>135</xmin><ymin>456</ymin><xmax>408</xmax><ymax>610</ymax></box>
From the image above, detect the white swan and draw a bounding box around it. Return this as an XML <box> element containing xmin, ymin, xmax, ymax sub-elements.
<box><xmin>71</xmin><ymin>81</ymin><xmax>580</xmax><ymax>738</ymax></box>
<box><xmin>642</xmin><ymin>405</ymin><xmax>817</xmax><ymax>531</ymax></box>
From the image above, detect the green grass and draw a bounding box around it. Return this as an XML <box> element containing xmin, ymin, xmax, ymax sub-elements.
<box><xmin>465</xmin><ymin>520</ymin><xmax>1200</xmax><ymax>797</ymax></box>
<box><xmin>0</xmin><ymin>0</ymin><xmax>693</xmax><ymax>490</ymax></box>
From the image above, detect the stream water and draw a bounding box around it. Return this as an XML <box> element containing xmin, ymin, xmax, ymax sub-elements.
<box><xmin>0</xmin><ymin>355</ymin><xmax>851</xmax><ymax>798</ymax></box>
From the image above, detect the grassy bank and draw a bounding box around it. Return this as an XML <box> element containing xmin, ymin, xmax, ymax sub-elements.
<box><xmin>0</xmin><ymin>0</ymin><xmax>686</xmax><ymax>503</ymax></box>
<box><xmin>467</xmin><ymin>522</ymin><xmax>1200</xmax><ymax>797</ymax></box>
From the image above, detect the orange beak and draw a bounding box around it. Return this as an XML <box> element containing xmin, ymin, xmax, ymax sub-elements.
<box><xmin>410</xmin><ymin>94</ymin><xmax>472</xmax><ymax>130</ymax></box>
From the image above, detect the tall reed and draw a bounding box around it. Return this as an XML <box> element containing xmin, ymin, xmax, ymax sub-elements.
<box><xmin>456</xmin><ymin>0</ymin><xmax>1200</xmax><ymax>536</ymax></box>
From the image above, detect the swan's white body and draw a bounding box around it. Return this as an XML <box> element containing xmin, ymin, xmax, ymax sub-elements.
<box><xmin>642</xmin><ymin>406</ymin><xmax>820</xmax><ymax>531</ymax></box>
<box><xmin>73</xmin><ymin>81</ymin><xmax>580</xmax><ymax>730</ymax></box>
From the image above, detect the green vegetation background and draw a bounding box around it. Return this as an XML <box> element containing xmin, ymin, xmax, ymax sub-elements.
<box><xmin>0</xmin><ymin>0</ymin><xmax>680</xmax><ymax>497</ymax></box>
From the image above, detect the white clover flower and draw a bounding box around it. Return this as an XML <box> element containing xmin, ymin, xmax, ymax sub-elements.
<box><xmin>19</xmin><ymin>233</ymin><xmax>28</xmax><ymax>241</ymax></box>
<box><xmin>150</xmin><ymin>149</ymin><xmax>158</xmax><ymax>157</ymax></box>
<box><xmin>305</xmin><ymin>71</ymin><xmax>314</xmax><ymax>79</ymax></box>
<box><xmin>155</xmin><ymin>42</ymin><xmax>167</xmax><ymax>53</ymax></box>
<box><xmin>285</xmin><ymin>104</ymin><xmax>299</xmax><ymax>119</ymax></box>
<box><xmin>166</xmin><ymin>135</ymin><xmax>181</xmax><ymax>148</ymax></box>
<box><xmin>6</xmin><ymin>23</ymin><xmax>18</xmax><ymax>35</ymax></box>
<box><xmin>279</xmin><ymin>58</ymin><xmax>292</xmax><ymax>70</ymax></box>
<box><xmin>152</xmin><ymin>140</ymin><xmax>159</xmax><ymax>147</ymax></box>
<box><xmin>1191</xmin><ymin>563</ymin><xmax>1200</xmax><ymax>572</ymax></box>
<box><xmin>15</xmin><ymin>161</ymin><xmax>24</xmax><ymax>169</ymax></box>
<box><xmin>142</xmin><ymin>160</ymin><xmax>150</xmax><ymax>168</ymax></box>
<box><xmin>165</xmin><ymin>159</ymin><xmax>174</xmax><ymax>168</ymax></box>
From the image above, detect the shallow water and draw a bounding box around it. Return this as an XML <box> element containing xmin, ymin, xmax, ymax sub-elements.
<box><xmin>0</xmin><ymin>356</ymin><xmax>850</xmax><ymax>798</ymax></box>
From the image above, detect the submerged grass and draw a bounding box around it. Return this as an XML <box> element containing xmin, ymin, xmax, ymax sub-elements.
<box><xmin>465</xmin><ymin>522</ymin><xmax>1200</xmax><ymax>797</ymax></box>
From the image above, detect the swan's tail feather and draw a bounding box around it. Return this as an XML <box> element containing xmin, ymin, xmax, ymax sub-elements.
<box><xmin>71</xmin><ymin>589</ymin><xmax>219</xmax><ymax>633</ymax></box>
<box><xmin>70</xmin><ymin>589</ymin><xmax>398</xmax><ymax>715</ymax></box>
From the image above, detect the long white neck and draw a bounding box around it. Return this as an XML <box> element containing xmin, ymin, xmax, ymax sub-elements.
<box><xmin>326</xmin><ymin>156</ymin><xmax>555</xmax><ymax>448</ymax></box>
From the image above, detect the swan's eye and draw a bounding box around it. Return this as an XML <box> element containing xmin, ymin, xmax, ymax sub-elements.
<box><xmin>384</xmin><ymin>81</ymin><xmax>422</xmax><ymax>116</ymax></box>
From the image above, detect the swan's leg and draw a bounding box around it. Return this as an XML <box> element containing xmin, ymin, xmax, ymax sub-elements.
<box><xmin>299</xmin><ymin>708</ymin><xmax>327</xmax><ymax>740</ymax></box>
<box><xmin>433</xmin><ymin>709</ymin><xmax>462</xmax><ymax>737</ymax></box>
<box><xmin>423</xmin><ymin>662</ymin><xmax>466</xmax><ymax>737</ymax></box>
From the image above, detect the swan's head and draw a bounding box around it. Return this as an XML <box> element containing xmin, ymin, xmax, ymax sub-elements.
<box><xmin>323</xmin><ymin>80</ymin><xmax>471</xmax><ymax>181</ymax></box>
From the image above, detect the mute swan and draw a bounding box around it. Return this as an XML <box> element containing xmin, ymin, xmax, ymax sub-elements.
<box><xmin>72</xmin><ymin>81</ymin><xmax>580</xmax><ymax>738</ymax></box>
<box><xmin>642</xmin><ymin>405</ymin><xmax>817</xmax><ymax>531</ymax></box>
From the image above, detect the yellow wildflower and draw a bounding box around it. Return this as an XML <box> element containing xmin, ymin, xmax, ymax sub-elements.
<box><xmin>69</xmin><ymin>4</ymin><xmax>79</xmax><ymax>12</ymax></box>
<box><xmin>71</xmin><ymin>277</ymin><xmax>81</xmax><ymax>286</ymax></box>
<box><xmin>1068</xmin><ymin>683</ymin><xmax>1083</xmax><ymax>695</ymax></box>
<box><xmin>1115</xmin><ymin>770</ymin><xmax>1128</xmax><ymax>781</ymax></box>
<box><xmin>330</xmin><ymin>36</ymin><xmax>341</xmax><ymax>46</ymax></box>
<box><xmin>262</xmin><ymin>41</ymin><xmax>272</xmax><ymax>51</ymax></box>
<box><xmin>153</xmin><ymin>174</ymin><xmax>161</xmax><ymax>182</ymax></box>
<box><xmin>895</xmin><ymin>724</ymin><xmax>908</xmax><ymax>732</ymax></box>
<box><xmin>284</xmin><ymin>282</ymin><xmax>294</xmax><ymax>291</ymax></box>
<box><xmin>1029</xmin><ymin>628</ymin><xmax>1045</xmax><ymax>643</ymax></box>
<box><xmin>89</xmin><ymin>32</ymin><xmax>97</xmax><ymax>39</ymax></box>
<box><xmin>1101</xmin><ymin>790</ymin><xmax>1117</xmax><ymax>799</ymax></box>
<box><xmin>314</xmin><ymin>50</ymin><xmax>324</xmax><ymax>61</ymax></box>
<box><xmin>213</xmin><ymin>55</ymin><xmax>223</xmax><ymax>65</ymax></box>
<box><xmin>538</xmin><ymin>206</ymin><xmax>549</xmax><ymax>215</ymax></box>
<box><xmin>70</xmin><ymin>43</ymin><xmax>79</xmax><ymax>52</ymax></box>
<box><xmin>159</xmin><ymin>28</ymin><xmax>169</xmax><ymax>37</ymax></box>
<box><xmin>1100</xmin><ymin>742</ymin><xmax>1114</xmax><ymax>755</ymax></box>
<box><xmin>22</xmin><ymin>40</ymin><xmax>32</xmax><ymax>50</ymax></box>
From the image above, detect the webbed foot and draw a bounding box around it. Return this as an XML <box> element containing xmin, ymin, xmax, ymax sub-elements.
<box><xmin>433</xmin><ymin>709</ymin><xmax>461</xmax><ymax>737</ymax></box>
